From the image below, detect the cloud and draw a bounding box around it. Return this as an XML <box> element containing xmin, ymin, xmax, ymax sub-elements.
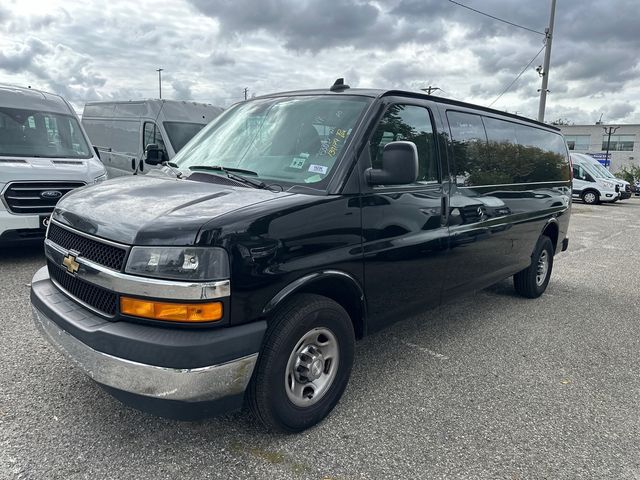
<box><xmin>0</xmin><ymin>0</ymin><xmax>638</xmax><ymax>124</ymax></box>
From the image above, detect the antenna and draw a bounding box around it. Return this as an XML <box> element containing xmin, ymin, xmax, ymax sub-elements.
<box><xmin>330</xmin><ymin>78</ymin><xmax>350</xmax><ymax>92</ymax></box>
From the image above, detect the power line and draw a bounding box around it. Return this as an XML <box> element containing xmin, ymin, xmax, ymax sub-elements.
<box><xmin>488</xmin><ymin>44</ymin><xmax>546</xmax><ymax>108</ymax></box>
<box><xmin>447</xmin><ymin>0</ymin><xmax>545</xmax><ymax>36</ymax></box>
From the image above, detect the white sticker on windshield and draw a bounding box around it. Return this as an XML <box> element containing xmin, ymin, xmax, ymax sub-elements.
<box><xmin>308</xmin><ymin>164</ymin><xmax>328</xmax><ymax>175</ymax></box>
<box><xmin>290</xmin><ymin>157</ymin><xmax>306</xmax><ymax>169</ymax></box>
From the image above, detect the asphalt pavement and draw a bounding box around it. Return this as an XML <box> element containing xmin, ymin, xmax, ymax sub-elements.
<box><xmin>1</xmin><ymin>199</ymin><xmax>639</xmax><ymax>479</ymax></box>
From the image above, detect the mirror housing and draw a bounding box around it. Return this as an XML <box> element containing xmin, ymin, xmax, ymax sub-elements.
<box><xmin>144</xmin><ymin>144</ymin><xmax>166</xmax><ymax>165</ymax></box>
<box><xmin>366</xmin><ymin>141</ymin><xmax>419</xmax><ymax>185</ymax></box>
<box><xmin>93</xmin><ymin>146</ymin><xmax>101</xmax><ymax>160</ymax></box>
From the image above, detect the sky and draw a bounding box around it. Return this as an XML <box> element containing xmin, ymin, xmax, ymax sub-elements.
<box><xmin>0</xmin><ymin>0</ymin><xmax>638</xmax><ymax>124</ymax></box>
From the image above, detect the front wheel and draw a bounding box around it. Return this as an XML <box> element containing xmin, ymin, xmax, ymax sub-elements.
<box><xmin>514</xmin><ymin>236</ymin><xmax>554</xmax><ymax>298</ymax></box>
<box><xmin>582</xmin><ymin>190</ymin><xmax>599</xmax><ymax>205</ymax></box>
<box><xmin>247</xmin><ymin>293</ymin><xmax>355</xmax><ymax>432</ymax></box>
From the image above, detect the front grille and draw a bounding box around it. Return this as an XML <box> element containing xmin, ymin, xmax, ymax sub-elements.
<box><xmin>625</xmin><ymin>185</ymin><xmax>631</xmax><ymax>192</ymax></box>
<box><xmin>47</xmin><ymin>260</ymin><xmax>117</xmax><ymax>316</ymax></box>
<box><xmin>48</xmin><ymin>223</ymin><xmax>127</xmax><ymax>271</ymax></box>
<box><xmin>2</xmin><ymin>181</ymin><xmax>85</xmax><ymax>214</ymax></box>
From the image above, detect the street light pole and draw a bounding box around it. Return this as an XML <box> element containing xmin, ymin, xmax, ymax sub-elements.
<box><xmin>156</xmin><ymin>68</ymin><xmax>164</xmax><ymax>99</ymax></box>
<box><xmin>603</xmin><ymin>126</ymin><xmax>619</xmax><ymax>169</ymax></box>
<box><xmin>537</xmin><ymin>0</ymin><xmax>556</xmax><ymax>122</ymax></box>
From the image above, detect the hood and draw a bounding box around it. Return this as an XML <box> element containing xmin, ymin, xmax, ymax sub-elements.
<box><xmin>52</xmin><ymin>174</ymin><xmax>291</xmax><ymax>245</ymax></box>
<box><xmin>0</xmin><ymin>156</ymin><xmax>105</xmax><ymax>184</ymax></box>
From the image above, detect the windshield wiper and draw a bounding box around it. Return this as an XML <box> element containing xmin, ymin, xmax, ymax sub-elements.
<box><xmin>163</xmin><ymin>161</ymin><xmax>183</xmax><ymax>178</ymax></box>
<box><xmin>188</xmin><ymin>165</ymin><xmax>268</xmax><ymax>189</ymax></box>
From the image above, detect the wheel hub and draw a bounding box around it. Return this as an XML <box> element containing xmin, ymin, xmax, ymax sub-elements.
<box><xmin>285</xmin><ymin>327</ymin><xmax>339</xmax><ymax>407</ymax></box>
<box><xmin>295</xmin><ymin>346</ymin><xmax>325</xmax><ymax>382</ymax></box>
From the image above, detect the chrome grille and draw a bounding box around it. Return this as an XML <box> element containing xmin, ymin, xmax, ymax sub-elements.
<box><xmin>2</xmin><ymin>181</ymin><xmax>85</xmax><ymax>214</ymax></box>
<box><xmin>47</xmin><ymin>223</ymin><xmax>127</xmax><ymax>271</ymax></box>
<box><xmin>47</xmin><ymin>259</ymin><xmax>117</xmax><ymax>316</ymax></box>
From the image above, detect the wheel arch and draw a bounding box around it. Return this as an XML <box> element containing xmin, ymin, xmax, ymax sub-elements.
<box><xmin>541</xmin><ymin>218</ymin><xmax>560</xmax><ymax>254</ymax></box>
<box><xmin>263</xmin><ymin>271</ymin><xmax>367</xmax><ymax>339</ymax></box>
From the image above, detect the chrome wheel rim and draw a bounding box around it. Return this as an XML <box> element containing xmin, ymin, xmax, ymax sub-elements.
<box><xmin>584</xmin><ymin>192</ymin><xmax>596</xmax><ymax>204</ymax></box>
<box><xmin>536</xmin><ymin>250</ymin><xmax>549</xmax><ymax>286</ymax></box>
<box><xmin>285</xmin><ymin>327</ymin><xmax>339</xmax><ymax>407</ymax></box>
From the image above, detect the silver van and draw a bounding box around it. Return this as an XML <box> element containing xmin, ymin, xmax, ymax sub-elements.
<box><xmin>81</xmin><ymin>100</ymin><xmax>223</xmax><ymax>177</ymax></box>
<box><xmin>0</xmin><ymin>84</ymin><xmax>106</xmax><ymax>245</ymax></box>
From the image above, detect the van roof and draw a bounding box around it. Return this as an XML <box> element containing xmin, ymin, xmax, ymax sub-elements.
<box><xmin>253</xmin><ymin>88</ymin><xmax>560</xmax><ymax>132</ymax></box>
<box><xmin>83</xmin><ymin>99</ymin><xmax>223</xmax><ymax>121</ymax></box>
<box><xmin>0</xmin><ymin>84</ymin><xmax>74</xmax><ymax>115</ymax></box>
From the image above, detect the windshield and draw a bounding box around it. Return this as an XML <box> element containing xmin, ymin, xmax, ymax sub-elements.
<box><xmin>590</xmin><ymin>160</ymin><xmax>616</xmax><ymax>179</ymax></box>
<box><xmin>163</xmin><ymin>121</ymin><xmax>206</xmax><ymax>152</ymax></box>
<box><xmin>171</xmin><ymin>95</ymin><xmax>371</xmax><ymax>188</ymax></box>
<box><xmin>0</xmin><ymin>106</ymin><xmax>91</xmax><ymax>158</ymax></box>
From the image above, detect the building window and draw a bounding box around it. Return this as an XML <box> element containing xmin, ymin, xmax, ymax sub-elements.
<box><xmin>564</xmin><ymin>134</ymin><xmax>590</xmax><ymax>151</ymax></box>
<box><xmin>601</xmin><ymin>134</ymin><xmax>635</xmax><ymax>151</ymax></box>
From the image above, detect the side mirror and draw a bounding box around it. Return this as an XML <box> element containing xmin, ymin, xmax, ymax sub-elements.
<box><xmin>585</xmin><ymin>173</ymin><xmax>595</xmax><ymax>182</ymax></box>
<box><xmin>366</xmin><ymin>141</ymin><xmax>419</xmax><ymax>185</ymax></box>
<box><xmin>144</xmin><ymin>144</ymin><xmax>166</xmax><ymax>165</ymax></box>
<box><xmin>93</xmin><ymin>146</ymin><xmax>101</xmax><ymax>160</ymax></box>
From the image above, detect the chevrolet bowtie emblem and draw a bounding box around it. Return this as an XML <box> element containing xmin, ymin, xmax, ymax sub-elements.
<box><xmin>62</xmin><ymin>254</ymin><xmax>80</xmax><ymax>274</ymax></box>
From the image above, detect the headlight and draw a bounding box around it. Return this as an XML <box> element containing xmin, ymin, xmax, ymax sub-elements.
<box><xmin>94</xmin><ymin>172</ymin><xmax>108</xmax><ymax>183</ymax></box>
<box><xmin>125</xmin><ymin>247</ymin><xmax>229</xmax><ymax>281</ymax></box>
<box><xmin>602</xmin><ymin>181</ymin><xmax>614</xmax><ymax>189</ymax></box>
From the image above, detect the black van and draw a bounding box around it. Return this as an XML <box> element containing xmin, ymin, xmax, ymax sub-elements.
<box><xmin>30</xmin><ymin>82</ymin><xmax>571</xmax><ymax>432</ymax></box>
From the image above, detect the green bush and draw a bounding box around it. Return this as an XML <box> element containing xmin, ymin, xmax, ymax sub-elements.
<box><xmin>614</xmin><ymin>164</ymin><xmax>640</xmax><ymax>184</ymax></box>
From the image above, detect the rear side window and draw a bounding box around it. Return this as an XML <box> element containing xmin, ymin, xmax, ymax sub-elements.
<box><xmin>448</xmin><ymin>111</ymin><xmax>570</xmax><ymax>186</ymax></box>
<box><xmin>512</xmin><ymin>123</ymin><xmax>570</xmax><ymax>182</ymax></box>
<box><xmin>446</xmin><ymin>111</ymin><xmax>491</xmax><ymax>186</ymax></box>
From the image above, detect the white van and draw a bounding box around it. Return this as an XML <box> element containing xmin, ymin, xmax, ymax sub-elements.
<box><xmin>570</xmin><ymin>153</ymin><xmax>620</xmax><ymax>204</ymax></box>
<box><xmin>571</xmin><ymin>153</ymin><xmax>631</xmax><ymax>201</ymax></box>
<box><xmin>81</xmin><ymin>100</ymin><xmax>223</xmax><ymax>177</ymax></box>
<box><xmin>0</xmin><ymin>84</ymin><xmax>107</xmax><ymax>245</ymax></box>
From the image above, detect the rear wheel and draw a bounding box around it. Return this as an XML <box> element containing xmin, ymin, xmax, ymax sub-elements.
<box><xmin>582</xmin><ymin>190</ymin><xmax>599</xmax><ymax>205</ymax></box>
<box><xmin>247</xmin><ymin>293</ymin><xmax>355</xmax><ymax>432</ymax></box>
<box><xmin>514</xmin><ymin>236</ymin><xmax>554</xmax><ymax>298</ymax></box>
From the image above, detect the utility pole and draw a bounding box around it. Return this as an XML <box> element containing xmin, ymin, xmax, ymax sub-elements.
<box><xmin>603</xmin><ymin>126</ymin><xmax>619</xmax><ymax>168</ymax></box>
<box><xmin>421</xmin><ymin>85</ymin><xmax>441</xmax><ymax>95</ymax></box>
<box><xmin>244</xmin><ymin>87</ymin><xmax>249</xmax><ymax>100</ymax></box>
<box><xmin>156</xmin><ymin>68</ymin><xmax>164</xmax><ymax>99</ymax></box>
<box><xmin>537</xmin><ymin>0</ymin><xmax>556</xmax><ymax>122</ymax></box>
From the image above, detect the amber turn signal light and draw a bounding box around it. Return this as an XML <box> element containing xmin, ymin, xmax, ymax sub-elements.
<box><xmin>120</xmin><ymin>297</ymin><xmax>223</xmax><ymax>323</ymax></box>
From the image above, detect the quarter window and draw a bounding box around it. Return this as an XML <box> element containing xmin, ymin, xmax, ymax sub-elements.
<box><xmin>370</xmin><ymin>104</ymin><xmax>439</xmax><ymax>184</ymax></box>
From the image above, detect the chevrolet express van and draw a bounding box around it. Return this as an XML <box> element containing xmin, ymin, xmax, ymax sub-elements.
<box><xmin>31</xmin><ymin>83</ymin><xmax>571</xmax><ymax>432</ymax></box>
<box><xmin>571</xmin><ymin>153</ymin><xmax>631</xmax><ymax>201</ymax></box>
<box><xmin>81</xmin><ymin>99</ymin><xmax>223</xmax><ymax>177</ymax></box>
<box><xmin>0</xmin><ymin>84</ymin><xmax>106</xmax><ymax>245</ymax></box>
<box><xmin>570</xmin><ymin>153</ymin><xmax>620</xmax><ymax>204</ymax></box>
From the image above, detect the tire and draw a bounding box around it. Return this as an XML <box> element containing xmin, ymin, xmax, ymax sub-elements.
<box><xmin>582</xmin><ymin>190</ymin><xmax>599</xmax><ymax>205</ymax></box>
<box><xmin>247</xmin><ymin>293</ymin><xmax>355</xmax><ymax>432</ymax></box>
<box><xmin>513</xmin><ymin>236</ymin><xmax>554</xmax><ymax>299</ymax></box>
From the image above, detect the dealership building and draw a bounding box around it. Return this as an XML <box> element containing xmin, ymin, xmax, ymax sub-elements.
<box><xmin>559</xmin><ymin>124</ymin><xmax>640</xmax><ymax>173</ymax></box>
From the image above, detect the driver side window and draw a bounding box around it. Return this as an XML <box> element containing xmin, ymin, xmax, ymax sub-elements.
<box><xmin>143</xmin><ymin>122</ymin><xmax>166</xmax><ymax>152</ymax></box>
<box><xmin>370</xmin><ymin>104</ymin><xmax>439</xmax><ymax>184</ymax></box>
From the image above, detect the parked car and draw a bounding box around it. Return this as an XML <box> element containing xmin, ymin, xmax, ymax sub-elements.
<box><xmin>0</xmin><ymin>84</ymin><xmax>106</xmax><ymax>245</ymax></box>
<box><xmin>571</xmin><ymin>153</ymin><xmax>631</xmax><ymax>200</ymax></box>
<box><xmin>570</xmin><ymin>153</ymin><xmax>620</xmax><ymax>204</ymax></box>
<box><xmin>81</xmin><ymin>99</ymin><xmax>223</xmax><ymax>177</ymax></box>
<box><xmin>31</xmin><ymin>82</ymin><xmax>571</xmax><ymax>432</ymax></box>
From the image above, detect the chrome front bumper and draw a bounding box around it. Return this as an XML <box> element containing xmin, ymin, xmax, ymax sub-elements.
<box><xmin>32</xmin><ymin>305</ymin><xmax>258</xmax><ymax>403</ymax></box>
